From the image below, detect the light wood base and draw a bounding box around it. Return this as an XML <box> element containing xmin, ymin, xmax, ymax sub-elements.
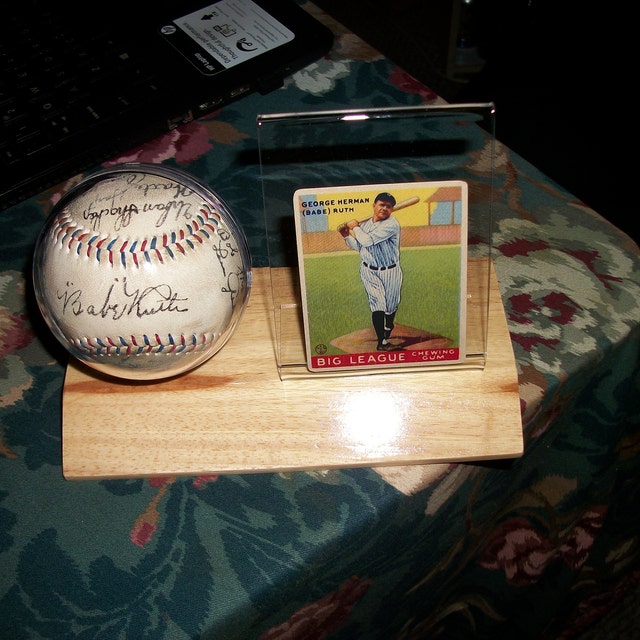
<box><xmin>62</xmin><ymin>260</ymin><xmax>523</xmax><ymax>480</ymax></box>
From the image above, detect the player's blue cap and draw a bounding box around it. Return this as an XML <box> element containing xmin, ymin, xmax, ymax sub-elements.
<box><xmin>375</xmin><ymin>192</ymin><xmax>396</xmax><ymax>206</ymax></box>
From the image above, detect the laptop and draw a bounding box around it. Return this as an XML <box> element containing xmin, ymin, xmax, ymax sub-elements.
<box><xmin>0</xmin><ymin>0</ymin><xmax>334</xmax><ymax>210</ymax></box>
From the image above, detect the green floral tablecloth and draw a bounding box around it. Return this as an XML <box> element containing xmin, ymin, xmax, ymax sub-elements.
<box><xmin>2</xmin><ymin>4</ymin><xmax>639</xmax><ymax>638</ymax></box>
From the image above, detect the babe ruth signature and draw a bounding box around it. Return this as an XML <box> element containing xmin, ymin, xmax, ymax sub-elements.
<box><xmin>57</xmin><ymin>278</ymin><xmax>190</xmax><ymax>320</ymax></box>
<box><xmin>57</xmin><ymin>265</ymin><xmax>244</xmax><ymax>320</ymax></box>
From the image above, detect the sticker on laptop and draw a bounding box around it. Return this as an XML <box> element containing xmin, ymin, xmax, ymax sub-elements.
<box><xmin>161</xmin><ymin>0</ymin><xmax>294</xmax><ymax>75</ymax></box>
<box><xmin>293</xmin><ymin>181</ymin><xmax>468</xmax><ymax>373</ymax></box>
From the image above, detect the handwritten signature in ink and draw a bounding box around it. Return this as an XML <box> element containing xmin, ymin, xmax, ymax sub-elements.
<box><xmin>58</xmin><ymin>277</ymin><xmax>189</xmax><ymax>320</ymax></box>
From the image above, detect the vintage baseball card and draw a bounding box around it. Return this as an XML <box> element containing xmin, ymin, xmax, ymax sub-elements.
<box><xmin>292</xmin><ymin>181</ymin><xmax>468</xmax><ymax>373</ymax></box>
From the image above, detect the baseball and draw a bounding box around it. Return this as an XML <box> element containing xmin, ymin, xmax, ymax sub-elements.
<box><xmin>32</xmin><ymin>164</ymin><xmax>251</xmax><ymax>381</ymax></box>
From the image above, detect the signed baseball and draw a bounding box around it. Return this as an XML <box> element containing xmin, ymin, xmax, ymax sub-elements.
<box><xmin>32</xmin><ymin>164</ymin><xmax>252</xmax><ymax>380</ymax></box>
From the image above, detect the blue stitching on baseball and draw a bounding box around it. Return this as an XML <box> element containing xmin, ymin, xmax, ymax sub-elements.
<box><xmin>54</xmin><ymin>203</ymin><xmax>221</xmax><ymax>268</ymax></box>
<box><xmin>72</xmin><ymin>333</ymin><xmax>210</xmax><ymax>356</ymax></box>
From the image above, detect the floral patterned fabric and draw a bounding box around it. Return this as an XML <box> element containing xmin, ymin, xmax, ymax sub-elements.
<box><xmin>1</xmin><ymin>3</ymin><xmax>639</xmax><ymax>639</ymax></box>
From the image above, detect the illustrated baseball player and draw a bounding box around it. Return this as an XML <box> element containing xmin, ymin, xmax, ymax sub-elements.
<box><xmin>338</xmin><ymin>192</ymin><xmax>403</xmax><ymax>352</ymax></box>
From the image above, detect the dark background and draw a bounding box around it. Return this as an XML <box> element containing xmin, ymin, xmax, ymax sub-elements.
<box><xmin>314</xmin><ymin>0</ymin><xmax>637</xmax><ymax>243</ymax></box>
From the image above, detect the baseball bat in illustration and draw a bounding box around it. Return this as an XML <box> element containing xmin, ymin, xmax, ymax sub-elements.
<box><xmin>392</xmin><ymin>196</ymin><xmax>420</xmax><ymax>211</ymax></box>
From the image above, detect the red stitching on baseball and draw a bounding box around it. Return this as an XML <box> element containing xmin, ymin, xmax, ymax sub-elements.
<box><xmin>73</xmin><ymin>332</ymin><xmax>214</xmax><ymax>356</ymax></box>
<box><xmin>50</xmin><ymin>204</ymin><xmax>222</xmax><ymax>268</ymax></box>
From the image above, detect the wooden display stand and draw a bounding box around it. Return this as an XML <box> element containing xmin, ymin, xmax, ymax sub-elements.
<box><xmin>62</xmin><ymin>259</ymin><xmax>523</xmax><ymax>480</ymax></box>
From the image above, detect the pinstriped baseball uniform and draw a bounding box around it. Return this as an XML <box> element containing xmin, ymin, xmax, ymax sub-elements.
<box><xmin>341</xmin><ymin>192</ymin><xmax>403</xmax><ymax>350</ymax></box>
<box><xmin>338</xmin><ymin>191</ymin><xmax>402</xmax><ymax>351</ymax></box>
<box><xmin>345</xmin><ymin>217</ymin><xmax>403</xmax><ymax>313</ymax></box>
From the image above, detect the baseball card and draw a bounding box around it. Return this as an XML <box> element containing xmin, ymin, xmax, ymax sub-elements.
<box><xmin>292</xmin><ymin>181</ymin><xmax>468</xmax><ymax>373</ymax></box>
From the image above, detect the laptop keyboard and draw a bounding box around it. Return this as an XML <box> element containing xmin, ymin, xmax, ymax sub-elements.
<box><xmin>0</xmin><ymin>1</ymin><xmax>335</xmax><ymax>209</ymax></box>
<box><xmin>0</xmin><ymin>2</ymin><xmax>194</xmax><ymax>209</ymax></box>
<box><xmin>1</xmin><ymin>7</ymin><xmax>162</xmax><ymax>171</ymax></box>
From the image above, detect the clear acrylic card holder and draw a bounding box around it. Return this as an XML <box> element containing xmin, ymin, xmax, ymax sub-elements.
<box><xmin>257</xmin><ymin>103</ymin><xmax>495</xmax><ymax>380</ymax></box>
